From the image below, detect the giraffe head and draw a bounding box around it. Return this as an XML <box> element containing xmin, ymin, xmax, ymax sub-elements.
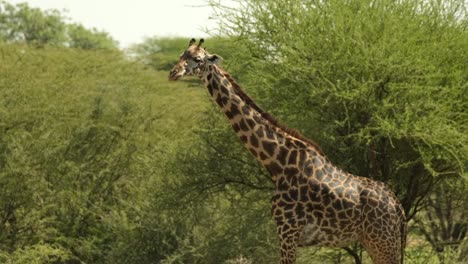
<box><xmin>168</xmin><ymin>38</ymin><xmax>222</xmax><ymax>81</ymax></box>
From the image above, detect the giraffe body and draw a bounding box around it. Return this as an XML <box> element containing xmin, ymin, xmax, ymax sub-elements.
<box><xmin>169</xmin><ymin>39</ymin><xmax>406</xmax><ymax>264</ymax></box>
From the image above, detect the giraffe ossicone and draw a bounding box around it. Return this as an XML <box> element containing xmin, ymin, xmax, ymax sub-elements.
<box><xmin>169</xmin><ymin>39</ymin><xmax>407</xmax><ymax>264</ymax></box>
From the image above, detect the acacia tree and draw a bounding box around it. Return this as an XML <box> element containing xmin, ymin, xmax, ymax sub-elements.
<box><xmin>0</xmin><ymin>1</ymin><xmax>66</xmax><ymax>46</ymax></box>
<box><xmin>0</xmin><ymin>1</ymin><xmax>117</xmax><ymax>49</ymax></box>
<box><xmin>68</xmin><ymin>23</ymin><xmax>118</xmax><ymax>50</ymax></box>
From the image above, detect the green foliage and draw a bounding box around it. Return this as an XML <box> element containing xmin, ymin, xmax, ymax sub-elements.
<box><xmin>0</xmin><ymin>43</ymin><xmax>208</xmax><ymax>263</ymax></box>
<box><xmin>0</xmin><ymin>1</ymin><xmax>66</xmax><ymax>46</ymax></box>
<box><xmin>0</xmin><ymin>1</ymin><xmax>117</xmax><ymax>49</ymax></box>
<box><xmin>67</xmin><ymin>24</ymin><xmax>118</xmax><ymax>50</ymax></box>
<box><xmin>0</xmin><ymin>243</ymin><xmax>72</xmax><ymax>264</ymax></box>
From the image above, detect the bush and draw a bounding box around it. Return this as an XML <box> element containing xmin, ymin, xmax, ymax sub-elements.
<box><xmin>0</xmin><ymin>43</ymin><xmax>208</xmax><ymax>263</ymax></box>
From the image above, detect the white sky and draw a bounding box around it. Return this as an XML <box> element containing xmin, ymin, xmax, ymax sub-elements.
<box><xmin>8</xmin><ymin>0</ymin><xmax>221</xmax><ymax>47</ymax></box>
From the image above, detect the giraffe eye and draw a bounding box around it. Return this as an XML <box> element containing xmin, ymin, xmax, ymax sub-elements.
<box><xmin>193</xmin><ymin>57</ymin><xmax>201</xmax><ymax>63</ymax></box>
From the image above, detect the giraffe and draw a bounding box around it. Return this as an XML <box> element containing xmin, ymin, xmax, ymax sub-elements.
<box><xmin>169</xmin><ymin>39</ymin><xmax>407</xmax><ymax>264</ymax></box>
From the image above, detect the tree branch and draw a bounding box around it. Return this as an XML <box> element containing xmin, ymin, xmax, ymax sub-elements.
<box><xmin>342</xmin><ymin>246</ymin><xmax>361</xmax><ymax>264</ymax></box>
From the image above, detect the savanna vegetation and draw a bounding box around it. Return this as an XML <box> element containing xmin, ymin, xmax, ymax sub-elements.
<box><xmin>0</xmin><ymin>0</ymin><xmax>466</xmax><ymax>263</ymax></box>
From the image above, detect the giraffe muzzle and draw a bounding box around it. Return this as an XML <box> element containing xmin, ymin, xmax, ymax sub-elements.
<box><xmin>168</xmin><ymin>69</ymin><xmax>181</xmax><ymax>81</ymax></box>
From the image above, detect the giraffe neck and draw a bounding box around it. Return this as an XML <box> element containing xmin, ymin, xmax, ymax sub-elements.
<box><xmin>199</xmin><ymin>64</ymin><xmax>326</xmax><ymax>182</ymax></box>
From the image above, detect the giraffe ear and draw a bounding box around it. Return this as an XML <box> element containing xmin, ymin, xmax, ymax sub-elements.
<box><xmin>206</xmin><ymin>54</ymin><xmax>223</xmax><ymax>64</ymax></box>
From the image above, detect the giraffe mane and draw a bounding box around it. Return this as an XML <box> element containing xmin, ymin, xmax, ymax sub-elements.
<box><xmin>217</xmin><ymin>67</ymin><xmax>325</xmax><ymax>156</ymax></box>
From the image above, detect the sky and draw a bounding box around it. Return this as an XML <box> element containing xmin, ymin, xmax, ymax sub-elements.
<box><xmin>8</xmin><ymin>0</ymin><xmax>221</xmax><ymax>47</ymax></box>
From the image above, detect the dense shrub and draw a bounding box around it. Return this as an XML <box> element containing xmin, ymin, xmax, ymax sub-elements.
<box><xmin>0</xmin><ymin>43</ymin><xmax>208</xmax><ymax>263</ymax></box>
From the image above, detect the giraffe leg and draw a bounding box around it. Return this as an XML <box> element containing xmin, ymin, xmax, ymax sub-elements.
<box><xmin>361</xmin><ymin>227</ymin><xmax>402</xmax><ymax>264</ymax></box>
<box><xmin>279</xmin><ymin>235</ymin><xmax>298</xmax><ymax>264</ymax></box>
<box><xmin>362</xmin><ymin>242</ymin><xmax>401</xmax><ymax>264</ymax></box>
